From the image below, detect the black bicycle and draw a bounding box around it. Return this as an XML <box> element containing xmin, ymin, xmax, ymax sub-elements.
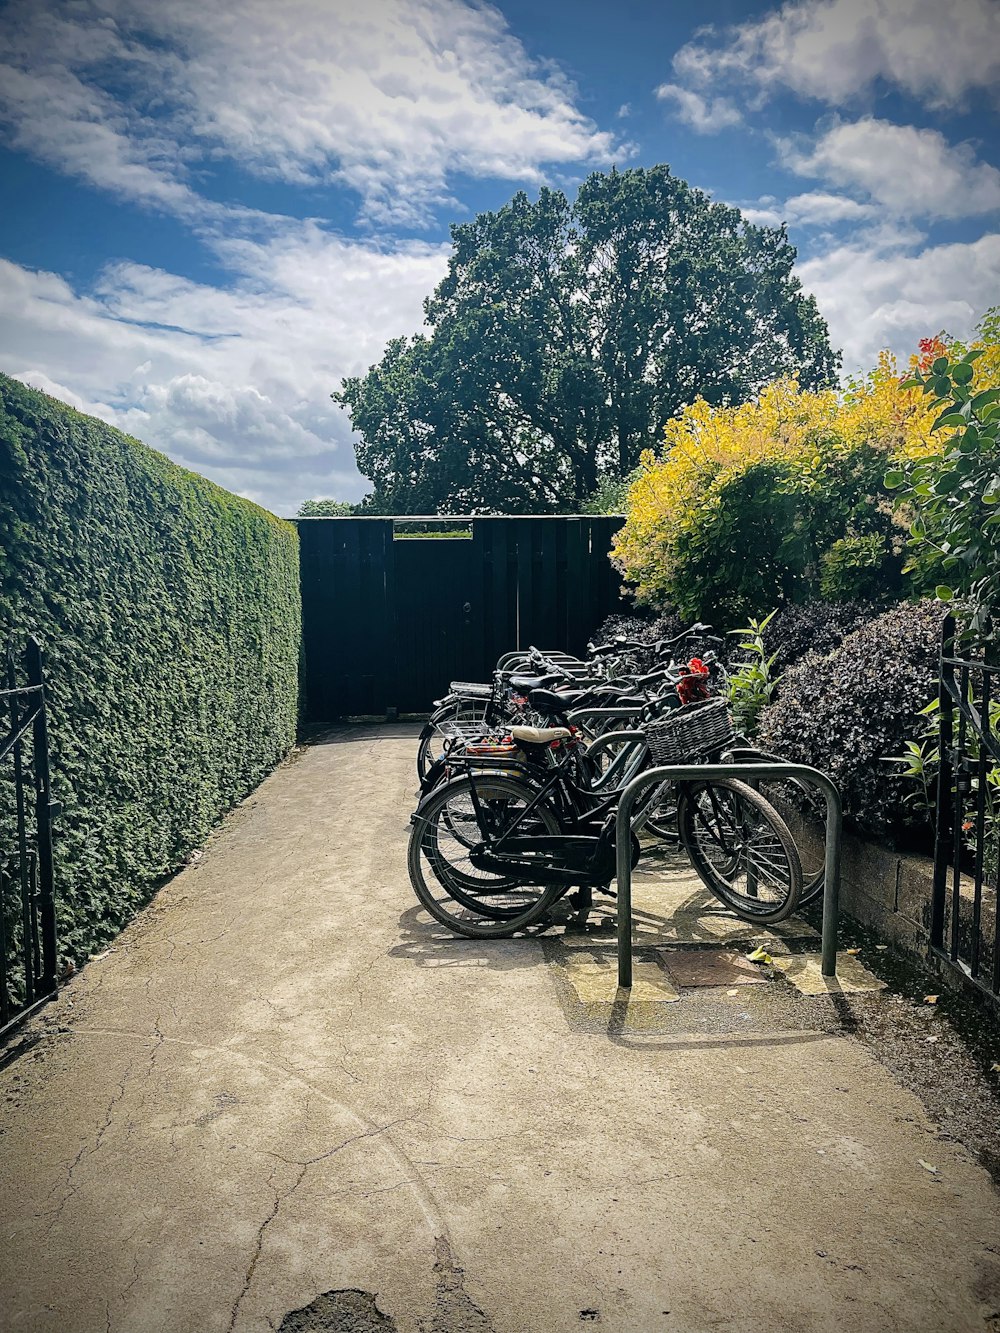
<box><xmin>408</xmin><ymin>696</ymin><xmax>803</xmax><ymax>939</ymax></box>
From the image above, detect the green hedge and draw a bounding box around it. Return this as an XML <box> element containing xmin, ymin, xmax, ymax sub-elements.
<box><xmin>0</xmin><ymin>373</ymin><xmax>300</xmax><ymax>965</ymax></box>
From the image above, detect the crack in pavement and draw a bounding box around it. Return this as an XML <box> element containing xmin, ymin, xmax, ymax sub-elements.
<box><xmin>227</xmin><ymin>1117</ymin><xmax>420</xmax><ymax>1330</ymax></box>
<box><xmin>44</xmin><ymin>1054</ymin><xmax>136</xmax><ymax>1227</ymax></box>
<box><xmin>228</xmin><ymin>1161</ymin><xmax>306</xmax><ymax>1333</ymax></box>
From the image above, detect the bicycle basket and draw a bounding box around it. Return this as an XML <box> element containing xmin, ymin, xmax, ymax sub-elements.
<box><xmin>645</xmin><ymin>698</ymin><xmax>735</xmax><ymax>764</ymax></box>
<box><xmin>448</xmin><ymin>681</ymin><xmax>492</xmax><ymax>700</ymax></box>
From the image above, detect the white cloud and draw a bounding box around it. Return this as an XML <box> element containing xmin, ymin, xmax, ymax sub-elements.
<box><xmin>783</xmin><ymin>191</ymin><xmax>879</xmax><ymax>224</ymax></box>
<box><xmin>0</xmin><ymin>227</ymin><xmax>450</xmax><ymax>514</ymax></box>
<box><xmin>670</xmin><ymin>0</ymin><xmax>1000</xmax><ymax>110</ymax></box>
<box><xmin>0</xmin><ymin>0</ymin><xmax>623</xmax><ymax>226</ymax></box>
<box><xmin>781</xmin><ymin>119</ymin><xmax>1000</xmax><ymax>220</ymax></box>
<box><xmin>797</xmin><ymin>230</ymin><xmax>1000</xmax><ymax>372</ymax></box>
<box><xmin>655</xmin><ymin>83</ymin><xmax>742</xmax><ymax>134</ymax></box>
<box><xmin>740</xmin><ymin>205</ymin><xmax>785</xmax><ymax>228</ymax></box>
<box><xmin>737</xmin><ymin>190</ymin><xmax>879</xmax><ymax>228</ymax></box>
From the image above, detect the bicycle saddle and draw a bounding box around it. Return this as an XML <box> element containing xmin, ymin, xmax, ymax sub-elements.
<box><xmin>527</xmin><ymin>688</ymin><xmax>584</xmax><ymax>716</ymax></box>
<box><xmin>509</xmin><ymin>673</ymin><xmax>561</xmax><ymax>691</ymax></box>
<box><xmin>509</xmin><ymin>725</ymin><xmax>572</xmax><ymax>744</ymax></box>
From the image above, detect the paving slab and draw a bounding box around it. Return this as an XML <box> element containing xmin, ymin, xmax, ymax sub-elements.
<box><xmin>1</xmin><ymin>724</ymin><xmax>999</xmax><ymax>1333</ymax></box>
<box><xmin>657</xmin><ymin>948</ymin><xmax>772</xmax><ymax>987</ymax></box>
<box><xmin>772</xmin><ymin>951</ymin><xmax>888</xmax><ymax>995</ymax></box>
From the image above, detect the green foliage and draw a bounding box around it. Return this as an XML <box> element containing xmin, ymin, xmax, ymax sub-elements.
<box><xmin>760</xmin><ymin>601</ymin><xmax>877</xmax><ymax>675</ymax></box>
<box><xmin>758</xmin><ymin>600</ymin><xmax>946</xmax><ymax>837</ymax></box>
<box><xmin>662</xmin><ymin>442</ymin><xmax>899</xmax><ymax>626</ymax></box>
<box><xmin>297</xmin><ymin>498</ymin><xmax>355</xmax><ymax>516</ymax></box>
<box><xmin>336</xmin><ymin>165</ymin><xmax>840</xmax><ymax>514</ymax></box>
<box><xmin>893</xmin><ymin>695</ymin><xmax>1000</xmax><ymax>867</ymax></box>
<box><xmin>726</xmin><ymin>611</ymin><xmax>781</xmax><ymax>739</ymax></box>
<box><xmin>582</xmin><ymin>472</ymin><xmax>634</xmax><ymax>515</ymax></box>
<box><xmin>819</xmin><ymin>533</ymin><xmax>901</xmax><ymax>602</ymax></box>
<box><xmin>0</xmin><ymin>374</ymin><xmax>300</xmax><ymax>966</ymax></box>
<box><xmin>887</xmin><ymin>344</ymin><xmax>1000</xmax><ymax>630</ymax></box>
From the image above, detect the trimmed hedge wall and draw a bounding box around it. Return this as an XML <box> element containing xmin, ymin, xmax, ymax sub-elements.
<box><xmin>0</xmin><ymin>373</ymin><xmax>300</xmax><ymax>965</ymax></box>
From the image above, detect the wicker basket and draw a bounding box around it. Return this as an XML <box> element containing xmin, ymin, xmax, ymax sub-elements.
<box><xmin>645</xmin><ymin>698</ymin><xmax>735</xmax><ymax>764</ymax></box>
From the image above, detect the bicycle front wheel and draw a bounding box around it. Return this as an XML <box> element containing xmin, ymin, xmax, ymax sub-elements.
<box><xmin>677</xmin><ymin>778</ymin><xmax>802</xmax><ymax>923</ymax></box>
<box><xmin>408</xmin><ymin>774</ymin><xmax>564</xmax><ymax>938</ymax></box>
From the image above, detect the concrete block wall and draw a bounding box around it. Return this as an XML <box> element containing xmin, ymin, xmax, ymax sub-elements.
<box><xmin>782</xmin><ymin>806</ymin><xmax>997</xmax><ymax>998</ymax></box>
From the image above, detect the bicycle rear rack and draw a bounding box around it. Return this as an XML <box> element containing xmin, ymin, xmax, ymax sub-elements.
<box><xmin>614</xmin><ymin>762</ymin><xmax>843</xmax><ymax>990</ymax></box>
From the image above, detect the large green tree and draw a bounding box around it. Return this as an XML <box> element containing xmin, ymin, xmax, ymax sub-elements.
<box><xmin>336</xmin><ymin>166</ymin><xmax>841</xmax><ymax>514</ymax></box>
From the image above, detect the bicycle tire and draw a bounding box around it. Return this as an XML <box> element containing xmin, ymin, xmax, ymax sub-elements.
<box><xmin>408</xmin><ymin>774</ymin><xmax>564</xmax><ymax>938</ymax></box>
<box><xmin>677</xmin><ymin>778</ymin><xmax>802</xmax><ymax>923</ymax></box>
<box><xmin>722</xmin><ymin>752</ymin><xmax>825</xmax><ymax>907</ymax></box>
<box><xmin>643</xmin><ymin>784</ymin><xmax>679</xmax><ymax>842</ymax></box>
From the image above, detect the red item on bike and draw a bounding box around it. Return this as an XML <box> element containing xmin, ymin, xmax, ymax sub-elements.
<box><xmin>676</xmin><ymin>657</ymin><xmax>711</xmax><ymax>706</ymax></box>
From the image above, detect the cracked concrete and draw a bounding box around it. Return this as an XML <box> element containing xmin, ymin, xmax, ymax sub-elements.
<box><xmin>1</xmin><ymin>723</ymin><xmax>999</xmax><ymax>1332</ymax></box>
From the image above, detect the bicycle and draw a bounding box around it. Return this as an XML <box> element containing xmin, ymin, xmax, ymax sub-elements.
<box><xmin>408</xmin><ymin>693</ymin><xmax>803</xmax><ymax>939</ymax></box>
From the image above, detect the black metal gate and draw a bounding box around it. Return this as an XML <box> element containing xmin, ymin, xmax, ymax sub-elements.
<box><xmin>296</xmin><ymin>515</ymin><xmax>627</xmax><ymax>721</ymax></box>
<box><xmin>1</xmin><ymin>638</ymin><xmax>58</xmax><ymax>1037</ymax></box>
<box><xmin>931</xmin><ymin>615</ymin><xmax>1000</xmax><ymax>1003</ymax></box>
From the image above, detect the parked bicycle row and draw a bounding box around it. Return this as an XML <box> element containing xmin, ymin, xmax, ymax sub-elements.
<box><xmin>406</xmin><ymin>626</ymin><xmax>826</xmax><ymax>940</ymax></box>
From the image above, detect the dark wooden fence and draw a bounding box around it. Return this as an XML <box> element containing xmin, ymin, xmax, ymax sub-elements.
<box><xmin>296</xmin><ymin>516</ymin><xmax>627</xmax><ymax>721</ymax></box>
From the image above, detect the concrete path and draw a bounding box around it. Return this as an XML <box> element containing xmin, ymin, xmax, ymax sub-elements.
<box><xmin>2</xmin><ymin>725</ymin><xmax>999</xmax><ymax>1333</ymax></box>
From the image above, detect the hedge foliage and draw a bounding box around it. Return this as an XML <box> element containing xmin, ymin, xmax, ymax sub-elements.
<box><xmin>0</xmin><ymin>373</ymin><xmax>300</xmax><ymax>965</ymax></box>
<box><xmin>758</xmin><ymin>600</ymin><xmax>946</xmax><ymax>839</ymax></box>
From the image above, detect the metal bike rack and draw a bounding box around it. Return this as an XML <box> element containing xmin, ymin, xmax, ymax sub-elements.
<box><xmin>614</xmin><ymin>762</ymin><xmax>843</xmax><ymax>989</ymax></box>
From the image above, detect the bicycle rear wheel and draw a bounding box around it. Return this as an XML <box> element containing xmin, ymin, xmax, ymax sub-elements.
<box><xmin>677</xmin><ymin>778</ymin><xmax>802</xmax><ymax>923</ymax></box>
<box><xmin>408</xmin><ymin>774</ymin><xmax>564</xmax><ymax>938</ymax></box>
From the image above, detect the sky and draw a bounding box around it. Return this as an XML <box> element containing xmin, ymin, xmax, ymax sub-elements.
<box><xmin>1</xmin><ymin>0</ymin><xmax>998</xmax><ymax>518</ymax></box>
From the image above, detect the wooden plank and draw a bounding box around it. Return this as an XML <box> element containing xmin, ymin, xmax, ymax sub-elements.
<box><xmin>553</xmin><ymin>519</ymin><xmax>569</xmax><ymax>650</ymax></box>
<box><xmin>530</xmin><ymin>520</ymin><xmax>559</xmax><ymax>649</ymax></box>
<box><xmin>481</xmin><ymin>520</ymin><xmax>516</xmax><ymax>670</ymax></box>
<box><xmin>563</xmin><ymin>517</ymin><xmax>587</xmax><ymax>656</ymax></box>
<box><xmin>358</xmin><ymin>521</ymin><xmax>392</xmax><ymax>714</ymax></box>
<box><xmin>514</xmin><ymin>517</ymin><xmax>534</xmax><ymax>651</ymax></box>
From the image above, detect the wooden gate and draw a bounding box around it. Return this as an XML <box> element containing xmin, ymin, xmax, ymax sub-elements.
<box><xmin>296</xmin><ymin>516</ymin><xmax>627</xmax><ymax>721</ymax></box>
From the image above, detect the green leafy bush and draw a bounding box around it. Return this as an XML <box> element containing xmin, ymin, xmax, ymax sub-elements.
<box><xmin>0</xmin><ymin>374</ymin><xmax>300</xmax><ymax>966</ymax></box>
<box><xmin>726</xmin><ymin>612</ymin><xmax>780</xmax><ymax>739</ymax></box>
<box><xmin>757</xmin><ymin>600</ymin><xmax>946</xmax><ymax>838</ymax></box>
<box><xmin>885</xmin><ymin>344</ymin><xmax>1000</xmax><ymax>631</ymax></box>
<box><xmin>819</xmin><ymin>533</ymin><xmax>902</xmax><ymax>602</ymax></box>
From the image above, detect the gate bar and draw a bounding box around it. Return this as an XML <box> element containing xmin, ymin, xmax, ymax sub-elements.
<box><xmin>615</xmin><ymin>762</ymin><xmax>843</xmax><ymax>990</ymax></box>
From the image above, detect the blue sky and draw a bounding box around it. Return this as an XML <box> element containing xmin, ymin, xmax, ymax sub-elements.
<box><xmin>1</xmin><ymin>0</ymin><xmax>998</xmax><ymax>516</ymax></box>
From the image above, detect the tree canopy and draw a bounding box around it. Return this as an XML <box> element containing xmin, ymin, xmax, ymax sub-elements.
<box><xmin>336</xmin><ymin>165</ymin><xmax>841</xmax><ymax>514</ymax></box>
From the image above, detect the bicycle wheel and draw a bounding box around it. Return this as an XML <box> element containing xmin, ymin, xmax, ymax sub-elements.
<box><xmin>408</xmin><ymin>774</ymin><xmax>564</xmax><ymax>938</ymax></box>
<box><xmin>730</xmin><ymin>760</ymin><xmax>826</xmax><ymax>907</ymax></box>
<box><xmin>677</xmin><ymin>778</ymin><xmax>802</xmax><ymax>923</ymax></box>
<box><xmin>642</xmin><ymin>780</ymin><xmax>679</xmax><ymax>842</ymax></box>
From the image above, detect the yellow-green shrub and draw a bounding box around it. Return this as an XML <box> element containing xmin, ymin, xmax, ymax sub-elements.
<box><xmin>613</xmin><ymin>355</ymin><xmax>937</xmax><ymax>621</ymax></box>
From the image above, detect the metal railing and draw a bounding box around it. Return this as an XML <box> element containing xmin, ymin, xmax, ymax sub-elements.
<box><xmin>615</xmin><ymin>762</ymin><xmax>843</xmax><ymax>990</ymax></box>
<box><xmin>931</xmin><ymin>616</ymin><xmax>1000</xmax><ymax>1002</ymax></box>
<box><xmin>1</xmin><ymin>637</ymin><xmax>58</xmax><ymax>1038</ymax></box>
